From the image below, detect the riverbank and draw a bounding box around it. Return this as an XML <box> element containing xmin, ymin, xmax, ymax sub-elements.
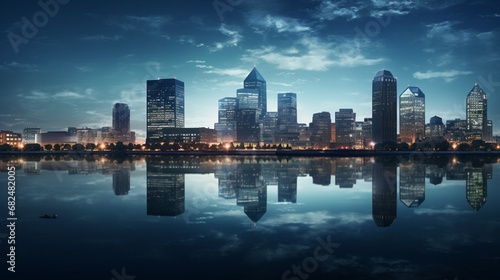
<box><xmin>1</xmin><ymin>149</ymin><xmax>500</xmax><ymax>157</ymax></box>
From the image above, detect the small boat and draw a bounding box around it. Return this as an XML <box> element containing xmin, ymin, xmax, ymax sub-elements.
<box><xmin>39</xmin><ymin>214</ymin><xmax>58</xmax><ymax>219</ymax></box>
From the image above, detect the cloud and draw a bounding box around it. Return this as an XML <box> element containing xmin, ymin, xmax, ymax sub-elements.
<box><xmin>107</xmin><ymin>15</ymin><xmax>172</xmax><ymax>32</ymax></box>
<box><xmin>0</xmin><ymin>62</ymin><xmax>38</xmax><ymax>72</ymax></box>
<box><xmin>76</xmin><ymin>66</ymin><xmax>95</xmax><ymax>72</ymax></box>
<box><xmin>53</xmin><ymin>91</ymin><xmax>87</xmax><ymax>99</ymax></box>
<box><xmin>263</xmin><ymin>15</ymin><xmax>311</xmax><ymax>33</ymax></box>
<box><xmin>414</xmin><ymin>205</ymin><xmax>472</xmax><ymax>215</ymax></box>
<box><xmin>81</xmin><ymin>35</ymin><xmax>123</xmax><ymax>41</ymax></box>
<box><xmin>205</xmin><ymin>67</ymin><xmax>250</xmax><ymax>78</ymax></box>
<box><xmin>211</xmin><ymin>24</ymin><xmax>243</xmax><ymax>52</ymax></box>
<box><xmin>244</xmin><ymin>37</ymin><xmax>383</xmax><ymax>71</ymax></box>
<box><xmin>18</xmin><ymin>89</ymin><xmax>93</xmax><ymax>100</ymax></box>
<box><xmin>413</xmin><ymin>70</ymin><xmax>473</xmax><ymax>82</ymax></box>
<box><xmin>313</xmin><ymin>1</ymin><xmax>362</xmax><ymax>20</ymax></box>
<box><xmin>426</xmin><ymin>21</ymin><xmax>473</xmax><ymax>44</ymax></box>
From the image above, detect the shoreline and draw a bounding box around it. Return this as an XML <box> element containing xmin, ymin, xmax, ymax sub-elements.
<box><xmin>1</xmin><ymin>150</ymin><xmax>500</xmax><ymax>157</ymax></box>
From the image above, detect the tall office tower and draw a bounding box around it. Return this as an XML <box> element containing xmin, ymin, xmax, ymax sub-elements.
<box><xmin>236</xmin><ymin>88</ymin><xmax>261</xmax><ymax>142</ymax></box>
<box><xmin>262</xmin><ymin>112</ymin><xmax>278</xmax><ymax>144</ymax></box>
<box><xmin>23</xmin><ymin>127</ymin><xmax>41</xmax><ymax>144</ymax></box>
<box><xmin>485</xmin><ymin>120</ymin><xmax>493</xmax><ymax>142</ymax></box>
<box><xmin>399</xmin><ymin>86</ymin><xmax>425</xmax><ymax>144</ymax></box>
<box><xmin>466</xmin><ymin>167</ymin><xmax>487</xmax><ymax>212</ymax></box>
<box><xmin>112</xmin><ymin>103</ymin><xmax>130</xmax><ymax>134</ymax></box>
<box><xmin>446</xmin><ymin>118</ymin><xmax>468</xmax><ymax>142</ymax></box>
<box><xmin>146</xmin><ymin>78</ymin><xmax>185</xmax><ymax>143</ymax></box>
<box><xmin>310</xmin><ymin>112</ymin><xmax>332</xmax><ymax>149</ymax></box>
<box><xmin>215</xmin><ymin>97</ymin><xmax>238</xmax><ymax>142</ymax></box>
<box><xmin>466</xmin><ymin>83</ymin><xmax>487</xmax><ymax>141</ymax></box>
<box><xmin>276</xmin><ymin>93</ymin><xmax>299</xmax><ymax>143</ymax></box>
<box><xmin>244</xmin><ymin>67</ymin><xmax>267</xmax><ymax>119</ymax></box>
<box><xmin>426</xmin><ymin>115</ymin><xmax>445</xmax><ymax>139</ymax></box>
<box><xmin>372</xmin><ymin>70</ymin><xmax>397</xmax><ymax>144</ymax></box>
<box><xmin>399</xmin><ymin>162</ymin><xmax>425</xmax><ymax>207</ymax></box>
<box><xmin>372</xmin><ymin>160</ymin><xmax>397</xmax><ymax>227</ymax></box>
<box><xmin>335</xmin><ymin>108</ymin><xmax>356</xmax><ymax>147</ymax></box>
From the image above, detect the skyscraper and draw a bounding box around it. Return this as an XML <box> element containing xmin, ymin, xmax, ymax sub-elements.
<box><xmin>112</xmin><ymin>103</ymin><xmax>130</xmax><ymax>134</ymax></box>
<box><xmin>310</xmin><ymin>112</ymin><xmax>331</xmax><ymax>149</ymax></box>
<box><xmin>399</xmin><ymin>86</ymin><xmax>425</xmax><ymax>144</ymax></box>
<box><xmin>146</xmin><ymin>78</ymin><xmax>185</xmax><ymax>143</ymax></box>
<box><xmin>372</xmin><ymin>70</ymin><xmax>397</xmax><ymax>144</ymax></box>
<box><xmin>244</xmin><ymin>67</ymin><xmax>267</xmax><ymax>119</ymax></box>
<box><xmin>466</xmin><ymin>83</ymin><xmax>487</xmax><ymax>141</ymax></box>
<box><xmin>426</xmin><ymin>115</ymin><xmax>445</xmax><ymax>139</ymax></box>
<box><xmin>215</xmin><ymin>97</ymin><xmax>238</xmax><ymax>142</ymax></box>
<box><xmin>276</xmin><ymin>93</ymin><xmax>299</xmax><ymax>143</ymax></box>
<box><xmin>335</xmin><ymin>108</ymin><xmax>356</xmax><ymax>147</ymax></box>
<box><xmin>236</xmin><ymin>88</ymin><xmax>260</xmax><ymax>142</ymax></box>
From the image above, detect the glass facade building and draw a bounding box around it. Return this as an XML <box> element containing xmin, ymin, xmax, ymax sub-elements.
<box><xmin>466</xmin><ymin>83</ymin><xmax>487</xmax><ymax>141</ymax></box>
<box><xmin>112</xmin><ymin>103</ymin><xmax>130</xmax><ymax>134</ymax></box>
<box><xmin>276</xmin><ymin>93</ymin><xmax>299</xmax><ymax>143</ymax></box>
<box><xmin>399</xmin><ymin>86</ymin><xmax>425</xmax><ymax>144</ymax></box>
<box><xmin>335</xmin><ymin>108</ymin><xmax>356</xmax><ymax>147</ymax></box>
<box><xmin>309</xmin><ymin>112</ymin><xmax>331</xmax><ymax>149</ymax></box>
<box><xmin>372</xmin><ymin>70</ymin><xmax>397</xmax><ymax>144</ymax></box>
<box><xmin>215</xmin><ymin>97</ymin><xmax>238</xmax><ymax>143</ymax></box>
<box><xmin>244</xmin><ymin>67</ymin><xmax>267</xmax><ymax>120</ymax></box>
<box><xmin>146</xmin><ymin>79</ymin><xmax>185</xmax><ymax>143</ymax></box>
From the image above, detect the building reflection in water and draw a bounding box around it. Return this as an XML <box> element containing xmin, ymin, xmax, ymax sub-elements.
<box><xmin>1</xmin><ymin>155</ymin><xmax>497</xmax><ymax>225</ymax></box>
<box><xmin>235</xmin><ymin>161</ymin><xmax>267</xmax><ymax>223</ymax></box>
<box><xmin>399</xmin><ymin>161</ymin><xmax>425</xmax><ymax>207</ymax></box>
<box><xmin>372</xmin><ymin>159</ymin><xmax>397</xmax><ymax>227</ymax></box>
<box><xmin>466</xmin><ymin>165</ymin><xmax>490</xmax><ymax>211</ymax></box>
<box><xmin>146</xmin><ymin>158</ymin><xmax>185</xmax><ymax>217</ymax></box>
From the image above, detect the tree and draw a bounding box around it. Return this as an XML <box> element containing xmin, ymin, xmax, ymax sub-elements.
<box><xmin>471</xmin><ymin>140</ymin><xmax>487</xmax><ymax>151</ymax></box>
<box><xmin>72</xmin><ymin>144</ymin><xmax>85</xmax><ymax>151</ymax></box>
<box><xmin>434</xmin><ymin>140</ymin><xmax>450</xmax><ymax>151</ymax></box>
<box><xmin>397</xmin><ymin>142</ymin><xmax>410</xmax><ymax>151</ymax></box>
<box><xmin>85</xmin><ymin>143</ymin><xmax>96</xmax><ymax>151</ymax></box>
<box><xmin>115</xmin><ymin>142</ymin><xmax>126</xmax><ymax>151</ymax></box>
<box><xmin>54</xmin><ymin>144</ymin><xmax>61</xmax><ymax>151</ymax></box>
<box><xmin>457</xmin><ymin>143</ymin><xmax>471</xmax><ymax>151</ymax></box>
<box><xmin>0</xmin><ymin>144</ymin><xmax>12</xmax><ymax>151</ymax></box>
<box><xmin>63</xmin><ymin>144</ymin><xmax>71</xmax><ymax>151</ymax></box>
<box><xmin>127</xmin><ymin>143</ymin><xmax>134</xmax><ymax>151</ymax></box>
<box><xmin>44</xmin><ymin>144</ymin><xmax>53</xmax><ymax>151</ymax></box>
<box><xmin>24</xmin><ymin>143</ymin><xmax>42</xmax><ymax>151</ymax></box>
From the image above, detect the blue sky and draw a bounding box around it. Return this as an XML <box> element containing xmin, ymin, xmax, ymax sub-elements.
<box><xmin>1</xmin><ymin>0</ymin><xmax>500</xmax><ymax>142</ymax></box>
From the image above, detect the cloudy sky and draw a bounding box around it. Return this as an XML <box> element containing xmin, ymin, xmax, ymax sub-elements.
<box><xmin>1</xmin><ymin>0</ymin><xmax>500</xmax><ymax>142</ymax></box>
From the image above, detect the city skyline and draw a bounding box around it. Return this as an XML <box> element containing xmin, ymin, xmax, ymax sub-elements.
<box><xmin>1</xmin><ymin>1</ymin><xmax>500</xmax><ymax>142</ymax></box>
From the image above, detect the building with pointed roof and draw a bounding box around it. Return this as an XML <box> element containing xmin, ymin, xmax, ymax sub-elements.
<box><xmin>399</xmin><ymin>86</ymin><xmax>425</xmax><ymax>144</ymax></box>
<box><xmin>466</xmin><ymin>83</ymin><xmax>487</xmax><ymax>141</ymax></box>
<box><xmin>244</xmin><ymin>67</ymin><xmax>267</xmax><ymax>120</ymax></box>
